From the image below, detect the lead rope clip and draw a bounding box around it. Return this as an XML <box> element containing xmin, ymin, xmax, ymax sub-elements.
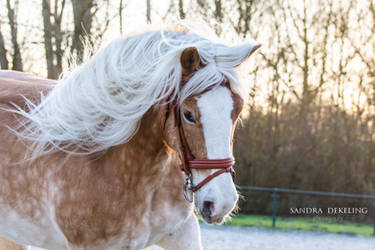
<box><xmin>183</xmin><ymin>172</ymin><xmax>194</xmax><ymax>203</ymax></box>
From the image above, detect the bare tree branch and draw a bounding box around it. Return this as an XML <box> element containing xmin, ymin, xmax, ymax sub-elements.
<box><xmin>146</xmin><ymin>0</ymin><xmax>151</xmax><ymax>23</ymax></box>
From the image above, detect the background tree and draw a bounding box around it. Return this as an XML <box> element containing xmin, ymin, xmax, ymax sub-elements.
<box><xmin>5</xmin><ymin>0</ymin><xmax>23</xmax><ymax>71</ymax></box>
<box><xmin>42</xmin><ymin>0</ymin><xmax>66</xmax><ymax>79</ymax></box>
<box><xmin>71</xmin><ymin>0</ymin><xmax>94</xmax><ymax>63</ymax></box>
<box><xmin>0</xmin><ymin>24</ymin><xmax>9</xmax><ymax>69</ymax></box>
<box><xmin>146</xmin><ymin>0</ymin><xmax>151</xmax><ymax>23</ymax></box>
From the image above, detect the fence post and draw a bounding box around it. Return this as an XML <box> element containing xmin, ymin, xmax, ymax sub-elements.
<box><xmin>272</xmin><ymin>188</ymin><xmax>279</xmax><ymax>228</ymax></box>
<box><xmin>373</xmin><ymin>201</ymin><xmax>375</xmax><ymax>236</ymax></box>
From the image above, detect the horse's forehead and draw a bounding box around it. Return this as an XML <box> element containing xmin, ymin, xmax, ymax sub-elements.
<box><xmin>197</xmin><ymin>86</ymin><xmax>233</xmax><ymax>111</ymax></box>
<box><xmin>195</xmin><ymin>86</ymin><xmax>243</xmax><ymax>122</ymax></box>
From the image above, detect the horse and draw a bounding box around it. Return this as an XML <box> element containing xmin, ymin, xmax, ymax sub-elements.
<box><xmin>0</xmin><ymin>29</ymin><xmax>260</xmax><ymax>249</ymax></box>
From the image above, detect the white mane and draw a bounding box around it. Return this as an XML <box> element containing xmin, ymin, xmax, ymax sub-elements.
<box><xmin>12</xmin><ymin>29</ymin><xmax>257</xmax><ymax>158</ymax></box>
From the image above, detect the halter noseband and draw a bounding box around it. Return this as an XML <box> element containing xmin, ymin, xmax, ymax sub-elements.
<box><xmin>163</xmin><ymin>76</ymin><xmax>236</xmax><ymax>202</ymax></box>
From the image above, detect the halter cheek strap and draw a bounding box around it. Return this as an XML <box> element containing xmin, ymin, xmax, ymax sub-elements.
<box><xmin>163</xmin><ymin>77</ymin><xmax>236</xmax><ymax>202</ymax></box>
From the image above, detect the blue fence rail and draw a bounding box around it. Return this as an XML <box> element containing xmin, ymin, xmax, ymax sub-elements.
<box><xmin>237</xmin><ymin>186</ymin><xmax>375</xmax><ymax>235</ymax></box>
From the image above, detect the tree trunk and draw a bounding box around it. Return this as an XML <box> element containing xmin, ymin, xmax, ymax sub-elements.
<box><xmin>6</xmin><ymin>0</ymin><xmax>23</xmax><ymax>71</ymax></box>
<box><xmin>179</xmin><ymin>0</ymin><xmax>185</xmax><ymax>19</ymax></box>
<box><xmin>214</xmin><ymin>0</ymin><xmax>222</xmax><ymax>22</ymax></box>
<box><xmin>42</xmin><ymin>0</ymin><xmax>58</xmax><ymax>79</ymax></box>
<box><xmin>0</xmin><ymin>25</ymin><xmax>9</xmax><ymax>70</ymax></box>
<box><xmin>119</xmin><ymin>0</ymin><xmax>124</xmax><ymax>34</ymax></box>
<box><xmin>146</xmin><ymin>0</ymin><xmax>151</xmax><ymax>23</ymax></box>
<box><xmin>53</xmin><ymin>0</ymin><xmax>66</xmax><ymax>76</ymax></box>
<box><xmin>71</xmin><ymin>0</ymin><xmax>94</xmax><ymax>63</ymax></box>
<box><xmin>42</xmin><ymin>0</ymin><xmax>66</xmax><ymax>79</ymax></box>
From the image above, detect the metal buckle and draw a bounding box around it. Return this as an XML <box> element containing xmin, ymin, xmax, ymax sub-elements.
<box><xmin>183</xmin><ymin>172</ymin><xmax>194</xmax><ymax>203</ymax></box>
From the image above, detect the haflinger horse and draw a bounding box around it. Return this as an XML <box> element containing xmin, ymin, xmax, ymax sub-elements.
<box><xmin>0</xmin><ymin>29</ymin><xmax>259</xmax><ymax>249</ymax></box>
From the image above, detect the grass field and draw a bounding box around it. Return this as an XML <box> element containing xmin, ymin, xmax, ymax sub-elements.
<box><xmin>224</xmin><ymin>214</ymin><xmax>374</xmax><ymax>237</ymax></box>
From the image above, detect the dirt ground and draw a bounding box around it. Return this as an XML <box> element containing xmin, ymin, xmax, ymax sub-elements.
<box><xmin>146</xmin><ymin>224</ymin><xmax>375</xmax><ymax>250</ymax></box>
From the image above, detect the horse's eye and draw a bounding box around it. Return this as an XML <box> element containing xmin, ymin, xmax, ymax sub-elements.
<box><xmin>183</xmin><ymin>110</ymin><xmax>196</xmax><ymax>124</ymax></box>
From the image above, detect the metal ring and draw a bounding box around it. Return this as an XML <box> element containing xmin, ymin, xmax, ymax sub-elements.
<box><xmin>183</xmin><ymin>173</ymin><xmax>194</xmax><ymax>203</ymax></box>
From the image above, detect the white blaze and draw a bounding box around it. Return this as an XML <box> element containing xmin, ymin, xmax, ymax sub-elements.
<box><xmin>197</xmin><ymin>86</ymin><xmax>233</xmax><ymax>159</ymax></box>
<box><xmin>194</xmin><ymin>85</ymin><xmax>238</xmax><ymax>221</ymax></box>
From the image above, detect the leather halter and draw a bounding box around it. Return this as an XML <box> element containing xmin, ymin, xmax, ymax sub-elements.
<box><xmin>163</xmin><ymin>75</ymin><xmax>236</xmax><ymax>202</ymax></box>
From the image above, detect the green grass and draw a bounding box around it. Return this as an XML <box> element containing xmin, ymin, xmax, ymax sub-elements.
<box><xmin>223</xmin><ymin>214</ymin><xmax>374</xmax><ymax>237</ymax></box>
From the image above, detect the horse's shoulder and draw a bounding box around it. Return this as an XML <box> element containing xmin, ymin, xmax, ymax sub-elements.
<box><xmin>0</xmin><ymin>70</ymin><xmax>54</xmax><ymax>107</ymax></box>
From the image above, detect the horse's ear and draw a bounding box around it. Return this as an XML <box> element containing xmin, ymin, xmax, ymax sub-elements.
<box><xmin>180</xmin><ymin>47</ymin><xmax>200</xmax><ymax>75</ymax></box>
<box><xmin>235</xmin><ymin>44</ymin><xmax>261</xmax><ymax>67</ymax></box>
<box><xmin>249</xmin><ymin>44</ymin><xmax>261</xmax><ymax>57</ymax></box>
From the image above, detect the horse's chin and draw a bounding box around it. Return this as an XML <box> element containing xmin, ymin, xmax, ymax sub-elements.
<box><xmin>194</xmin><ymin>198</ymin><xmax>233</xmax><ymax>225</ymax></box>
<box><xmin>197</xmin><ymin>206</ymin><xmax>229</xmax><ymax>225</ymax></box>
<box><xmin>201</xmin><ymin>214</ymin><xmax>225</xmax><ymax>225</ymax></box>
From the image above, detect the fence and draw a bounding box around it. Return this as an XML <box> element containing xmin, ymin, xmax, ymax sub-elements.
<box><xmin>237</xmin><ymin>186</ymin><xmax>375</xmax><ymax>235</ymax></box>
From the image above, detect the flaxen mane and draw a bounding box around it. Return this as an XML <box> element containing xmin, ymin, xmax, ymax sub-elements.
<box><xmin>9</xmin><ymin>30</ymin><xmax>254</xmax><ymax>158</ymax></box>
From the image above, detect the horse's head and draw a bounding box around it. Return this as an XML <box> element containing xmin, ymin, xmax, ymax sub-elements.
<box><xmin>163</xmin><ymin>45</ymin><xmax>260</xmax><ymax>224</ymax></box>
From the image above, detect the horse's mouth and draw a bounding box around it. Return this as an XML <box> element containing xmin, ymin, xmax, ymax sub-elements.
<box><xmin>199</xmin><ymin>201</ymin><xmax>224</xmax><ymax>224</ymax></box>
<box><xmin>201</xmin><ymin>213</ymin><xmax>224</xmax><ymax>224</ymax></box>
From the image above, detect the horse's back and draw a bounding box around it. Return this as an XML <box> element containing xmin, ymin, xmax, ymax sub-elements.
<box><xmin>0</xmin><ymin>70</ymin><xmax>56</xmax><ymax>85</ymax></box>
<box><xmin>0</xmin><ymin>70</ymin><xmax>54</xmax><ymax>109</ymax></box>
<box><xmin>0</xmin><ymin>70</ymin><xmax>53</xmax><ymax>159</ymax></box>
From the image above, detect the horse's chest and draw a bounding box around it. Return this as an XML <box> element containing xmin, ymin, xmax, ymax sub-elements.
<box><xmin>52</xmin><ymin>174</ymin><xmax>190</xmax><ymax>249</ymax></box>
<box><xmin>48</xmin><ymin>167</ymin><xmax>158</xmax><ymax>248</ymax></box>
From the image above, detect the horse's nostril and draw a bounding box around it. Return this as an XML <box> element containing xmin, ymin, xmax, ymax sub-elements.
<box><xmin>203</xmin><ymin>200</ymin><xmax>215</xmax><ymax>217</ymax></box>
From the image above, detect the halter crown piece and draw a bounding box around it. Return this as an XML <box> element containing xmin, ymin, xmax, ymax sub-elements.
<box><xmin>163</xmin><ymin>74</ymin><xmax>236</xmax><ymax>203</ymax></box>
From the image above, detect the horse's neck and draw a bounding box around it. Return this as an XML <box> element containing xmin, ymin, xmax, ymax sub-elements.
<box><xmin>100</xmin><ymin>107</ymin><xmax>171</xmax><ymax>178</ymax></box>
<box><xmin>125</xmin><ymin>108</ymin><xmax>165</xmax><ymax>157</ymax></box>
